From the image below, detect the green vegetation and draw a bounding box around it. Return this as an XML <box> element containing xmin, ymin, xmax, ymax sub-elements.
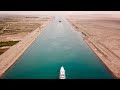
<box><xmin>0</xmin><ymin>41</ymin><xmax>19</xmax><ymax>47</ymax></box>
<box><xmin>0</xmin><ymin>48</ymin><xmax>8</xmax><ymax>55</ymax></box>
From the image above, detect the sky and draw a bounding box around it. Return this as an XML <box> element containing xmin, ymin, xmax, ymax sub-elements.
<box><xmin>0</xmin><ymin>11</ymin><xmax>120</xmax><ymax>15</ymax></box>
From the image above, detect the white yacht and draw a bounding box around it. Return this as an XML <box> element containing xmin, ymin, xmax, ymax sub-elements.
<box><xmin>59</xmin><ymin>66</ymin><xmax>66</xmax><ymax>79</ymax></box>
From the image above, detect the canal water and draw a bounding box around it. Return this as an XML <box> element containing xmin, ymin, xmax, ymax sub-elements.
<box><xmin>2</xmin><ymin>17</ymin><xmax>114</xmax><ymax>79</ymax></box>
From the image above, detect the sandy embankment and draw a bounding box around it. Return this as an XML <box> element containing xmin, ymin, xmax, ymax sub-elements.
<box><xmin>67</xmin><ymin>16</ymin><xmax>120</xmax><ymax>78</ymax></box>
<box><xmin>83</xmin><ymin>37</ymin><xmax>120</xmax><ymax>78</ymax></box>
<box><xmin>0</xmin><ymin>19</ymin><xmax>52</xmax><ymax>77</ymax></box>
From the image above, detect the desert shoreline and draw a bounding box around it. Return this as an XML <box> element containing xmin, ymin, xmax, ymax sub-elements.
<box><xmin>67</xmin><ymin>18</ymin><xmax>120</xmax><ymax>79</ymax></box>
<box><xmin>0</xmin><ymin>18</ymin><xmax>53</xmax><ymax>78</ymax></box>
<box><xmin>83</xmin><ymin>37</ymin><xmax>117</xmax><ymax>79</ymax></box>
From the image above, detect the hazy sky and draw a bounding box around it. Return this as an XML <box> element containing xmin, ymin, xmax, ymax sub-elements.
<box><xmin>0</xmin><ymin>11</ymin><xmax>120</xmax><ymax>15</ymax></box>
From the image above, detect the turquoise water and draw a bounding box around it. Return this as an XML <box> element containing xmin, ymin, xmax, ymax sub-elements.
<box><xmin>2</xmin><ymin>17</ymin><xmax>114</xmax><ymax>79</ymax></box>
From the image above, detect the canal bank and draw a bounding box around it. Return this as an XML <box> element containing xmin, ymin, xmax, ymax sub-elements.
<box><xmin>2</xmin><ymin>17</ymin><xmax>114</xmax><ymax>79</ymax></box>
<box><xmin>67</xmin><ymin>18</ymin><xmax>119</xmax><ymax>78</ymax></box>
<box><xmin>83</xmin><ymin>37</ymin><xmax>117</xmax><ymax>78</ymax></box>
<box><xmin>0</xmin><ymin>18</ymin><xmax>53</xmax><ymax>78</ymax></box>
